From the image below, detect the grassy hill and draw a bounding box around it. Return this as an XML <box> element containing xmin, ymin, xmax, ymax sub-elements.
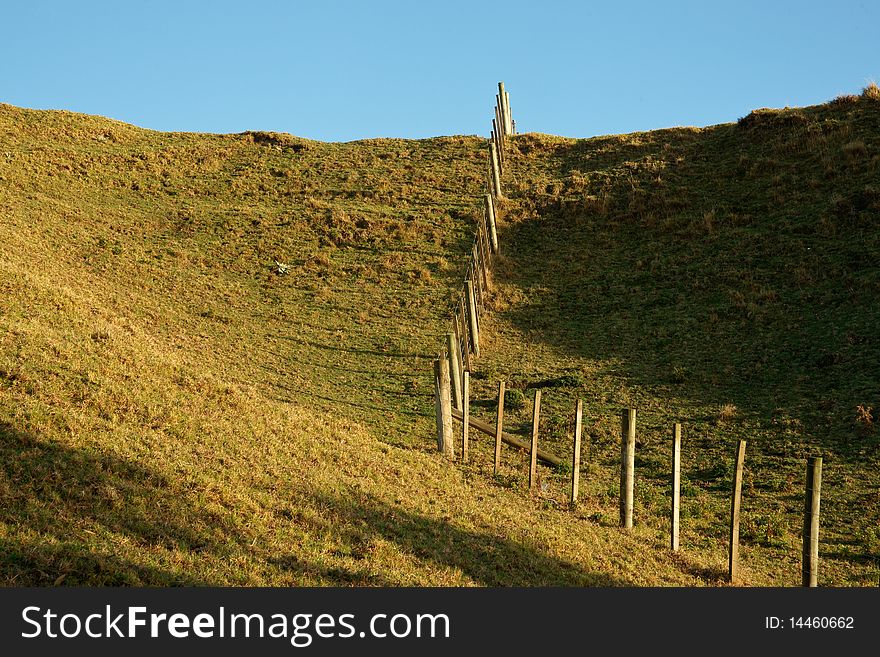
<box><xmin>1</xmin><ymin>86</ymin><xmax>878</xmax><ymax>586</ymax></box>
<box><xmin>469</xmin><ymin>86</ymin><xmax>880</xmax><ymax>585</ymax></box>
<box><xmin>0</xmin><ymin>102</ymin><xmax>700</xmax><ymax>586</ymax></box>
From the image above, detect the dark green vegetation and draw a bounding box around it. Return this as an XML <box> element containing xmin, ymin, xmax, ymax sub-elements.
<box><xmin>466</xmin><ymin>87</ymin><xmax>880</xmax><ymax>585</ymax></box>
<box><xmin>1</xmin><ymin>86</ymin><xmax>877</xmax><ymax>586</ymax></box>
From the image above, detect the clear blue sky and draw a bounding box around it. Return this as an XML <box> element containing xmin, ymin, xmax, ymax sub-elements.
<box><xmin>2</xmin><ymin>0</ymin><xmax>877</xmax><ymax>141</ymax></box>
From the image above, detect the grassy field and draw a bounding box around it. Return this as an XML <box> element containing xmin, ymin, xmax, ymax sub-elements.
<box><xmin>0</xmin><ymin>85</ymin><xmax>877</xmax><ymax>587</ymax></box>
<box><xmin>0</xmin><ymin>102</ymin><xmax>704</xmax><ymax>586</ymax></box>
<box><xmin>465</xmin><ymin>86</ymin><xmax>880</xmax><ymax>586</ymax></box>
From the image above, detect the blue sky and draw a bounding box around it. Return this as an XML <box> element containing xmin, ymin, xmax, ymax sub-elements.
<box><xmin>2</xmin><ymin>1</ymin><xmax>877</xmax><ymax>141</ymax></box>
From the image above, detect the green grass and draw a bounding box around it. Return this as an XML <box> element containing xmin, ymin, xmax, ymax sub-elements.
<box><xmin>1</xmin><ymin>88</ymin><xmax>878</xmax><ymax>587</ymax></box>
<box><xmin>466</xmin><ymin>90</ymin><xmax>880</xmax><ymax>585</ymax></box>
<box><xmin>0</xmin><ymin>102</ymin><xmax>704</xmax><ymax>586</ymax></box>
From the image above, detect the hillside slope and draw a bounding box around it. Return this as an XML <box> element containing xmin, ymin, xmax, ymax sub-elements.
<box><xmin>469</xmin><ymin>89</ymin><xmax>880</xmax><ymax>585</ymax></box>
<box><xmin>0</xmin><ymin>103</ymin><xmax>700</xmax><ymax>586</ymax></box>
<box><xmin>2</xmin><ymin>89</ymin><xmax>878</xmax><ymax>587</ymax></box>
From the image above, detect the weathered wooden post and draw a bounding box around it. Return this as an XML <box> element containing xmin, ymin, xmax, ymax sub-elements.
<box><xmin>478</xmin><ymin>211</ymin><xmax>492</xmax><ymax>271</ymax></box>
<box><xmin>802</xmin><ymin>456</ymin><xmax>822</xmax><ymax>587</ymax></box>
<box><xmin>620</xmin><ymin>408</ymin><xmax>636</xmax><ymax>529</ymax></box>
<box><xmin>461</xmin><ymin>371</ymin><xmax>470</xmax><ymax>464</ymax></box>
<box><xmin>471</xmin><ymin>247</ymin><xmax>484</xmax><ymax>312</ymax></box>
<box><xmin>433</xmin><ymin>359</ymin><xmax>445</xmax><ymax>454</ymax></box>
<box><xmin>476</xmin><ymin>228</ymin><xmax>489</xmax><ymax>292</ymax></box>
<box><xmin>489</xmin><ymin>142</ymin><xmax>502</xmax><ymax>198</ymax></box>
<box><xmin>571</xmin><ymin>399</ymin><xmax>583</xmax><ymax>504</ymax></box>
<box><xmin>458</xmin><ymin>297</ymin><xmax>472</xmax><ymax>371</ymax></box>
<box><xmin>446</xmin><ymin>332</ymin><xmax>462</xmax><ymax>412</ymax></box>
<box><xmin>492</xmin><ymin>117</ymin><xmax>504</xmax><ymax>168</ymax></box>
<box><xmin>529</xmin><ymin>390</ymin><xmax>542</xmax><ymax>491</ymax></box>
<box><xmin>499</xmin><ymin>82</ymin><xmax>511</xmax><ymax>135</ymax></box>
<box><xmin>494</xmin><ymin>108</ymin><xmax>505</xmax><ymax>163</ymax></box>
<box><xmin>497</xmin><ymin>83</ymin><xmax>507</xmax><ymax>135</ymax></box>
<box><xmin>494</xmin><ymin>381</ymin><xmax>505</xmax><ymax>475</ymax></box>
<box><xmin>466</xmin><ymin>280</ymin><xmax>480</xmax><ymax>357</ymax></box>
<box><xmin>452</xmin><ymin>312</ymin><xmax>465</xmax><ymax>387</ymax></box>
<box><xmin>437</xmin><ymin>356</ymin><xmax>454</xmax><ymax>459</ymax></box>
<box><xmin>728</xmin><ymin>439</ymin><xmax>747</xmax><ymax>582</ymax></box>
<box><xmin>671</xmin><ymin>423</ymin><xmax>682</xmax><ymax>552</ymax></box>
<box><xmin>484</xmin><ymin>194</ymin><xmax>499</xmax><ymax>254</ymax></box>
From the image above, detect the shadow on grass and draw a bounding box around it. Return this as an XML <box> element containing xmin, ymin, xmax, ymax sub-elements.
<box><xmin>0</xmin><ymin>421</ymin><xmax>233</xmax><ymax>585</ymax></box>
<box><xmin>0</xmin><ymin>536</ymin><xmax>203</xmax><ymax>586</ymax></box>
<box><xmin>272</xmin><ymin>490</ymin><xmax>633</xmax><ymax>586</ymax></box>
<box><xmin>493</xmin><ymin>133</ymin><xmax>880</xmax><ymax>463</ymax></box>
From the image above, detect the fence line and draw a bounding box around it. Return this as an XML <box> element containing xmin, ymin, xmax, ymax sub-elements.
<box><xmin>429</xmin><ymin>83</ymin><xmax>832</xmax><ymax>587</ymax></box>
<box><xmin>433</xmin><ymin>82</ymin><xmax>513</xmax><ymax>459</ymax></box>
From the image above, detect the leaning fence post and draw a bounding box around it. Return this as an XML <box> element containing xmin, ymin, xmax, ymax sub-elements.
<box><xmin>446</xmin><ymin>332</ymin><xmax>462</xmax><ymax>412</ymax></box>
<box><xmin>529</xmin><ymin>390</ymin><xmax>542</xmax><ymax>491</ymax></box>
<box><xmin>462</xmin><ymin>371</ymin><xmax>470</xmax><ymax>464</ymax></box>
<box><xmin>571</xmin><ymin>399</ymin><xmax>583</xmax><ymax>504</ymax></box>
<box><xmin>620</xmin><ymin>408</ymin><xmax>636</xmax><ymax>529</ymax></box>
<box><xmin>466</xmin><ymin>280</ymin><xmax>480</xmax><ymax>357</ymax></box>
<box><xmin>494</xmin><ymin>381</ymin><xmax>505</xmax><ymax>475</ymax></box>
<box><xmin>485</xmin><ymin>194</ymin><xmax>499</xmax><ymax>254</ymax></box>
<box><xmin>671</xmin><ymin>423</ymin><xmax>682</xmax><ymax>552</ymax></box>
<box><xmin>728</xmin><ymin>439</ymin><xmax>747</xmax><ymax>583</ymax></box>
<box><xmin>802</xmin><ymin>456</ymin><xmax>822</xmax><ymax>587</ymax></box>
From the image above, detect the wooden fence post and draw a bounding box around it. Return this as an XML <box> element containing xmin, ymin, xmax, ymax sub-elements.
<box><xmin>433</xmin><ymin>359</ymin><xmax>444</xmax><ymax>452</ymax></box>
<box><xmin>476</xmin><ymin>228</ymin><xmax>489</xmax><ymax>293</ymax></box>
<box><xmin>489</xmin><ymin>142</ymin><xmax>502</xmax><ymax>198</ymax></box>
<box><xmin>471</xmin><ymin>247</ymin><xmax>484</xmax><ymax>313</ymax></box>
<box><xmin>802</xmin><ymin>456</ymin><xmax>822</xmax><ymax>587</ymax></box>
<box><xmin>446</xmin><ymin>332</ymin><xmax>462</xmax><ymax>412</ymax></box>
<box><xmin>458</xmin><ymin>297</ymin><xmax>472</xmax><ymax>371</ymax></box>
<box><xmin>498</xmin><ymin>82</ymin><xmax>509</xmax><ymax>135</ymax></box>
<box><xmin>437</xmin><ymin>356</ymin><xmax>454</xmax><ymax>459</ymax></box>
<box><xmin>491</xmin><ymin>127</ymin><xmax>498</xmax><ymax>174</ymax></box>
<box><xmin>452</xmin><ymin>311</ymin><xmax>465</xmax><ymax>384</ymax></box>
<box><xmin>498</xmin><ymin>82</ymin><xmax>513</xmax><ymax>135</ymax></box>
<box><xmin>462</xmin><ymin>371</ymin><xmax>470</xmax><ymax>464</ymax></box>
<box><xmin>478</xmin><ymin>211</ymin><xmax>492</xmax><ymax>271</ymax></box>
<box><xmin>494</xmin><ymin>108</ymin><xmax>505</xmax><ymax>163</ymax></box>
<box><xmin>466</xmin><ymin>280</ymin><xmax>480</xmax><ymax>357</ymax></box>
<box><xmin>671</xmin><ymin>423</ymin><xmax>681</xmax><ymax>552</ymax></box>
<box><xmin>571</xmin><ymin>399</ymin><xmax>583</xmax><ymax>504</ymax></box>
<box><xmin>494</xmin><ymin>381</ymin><xmax>505</xmax><ymax>475</ymax></box>
<box><xmin>492</xmin><ymin>118</ymin><xmax>504</xmax><ymax>170</ymax></box>
<box><xmin>529</xmin><ymin>390</ymin><xmax>542</xmax><ymax>491</ymax></box>
<box><xmin>485</xmin><ymin>194</ymin><xmax>499</xmax><ymax>254</ymax></box>
<box><xmin>620</xmin><ymin>408</ymin><xmax>636</xmax><ymax>529</ymax></box>
<box><xmin>728</xmin><ymin>439</ymin><xmax>747</xmax><ymax>583</ymax></box>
